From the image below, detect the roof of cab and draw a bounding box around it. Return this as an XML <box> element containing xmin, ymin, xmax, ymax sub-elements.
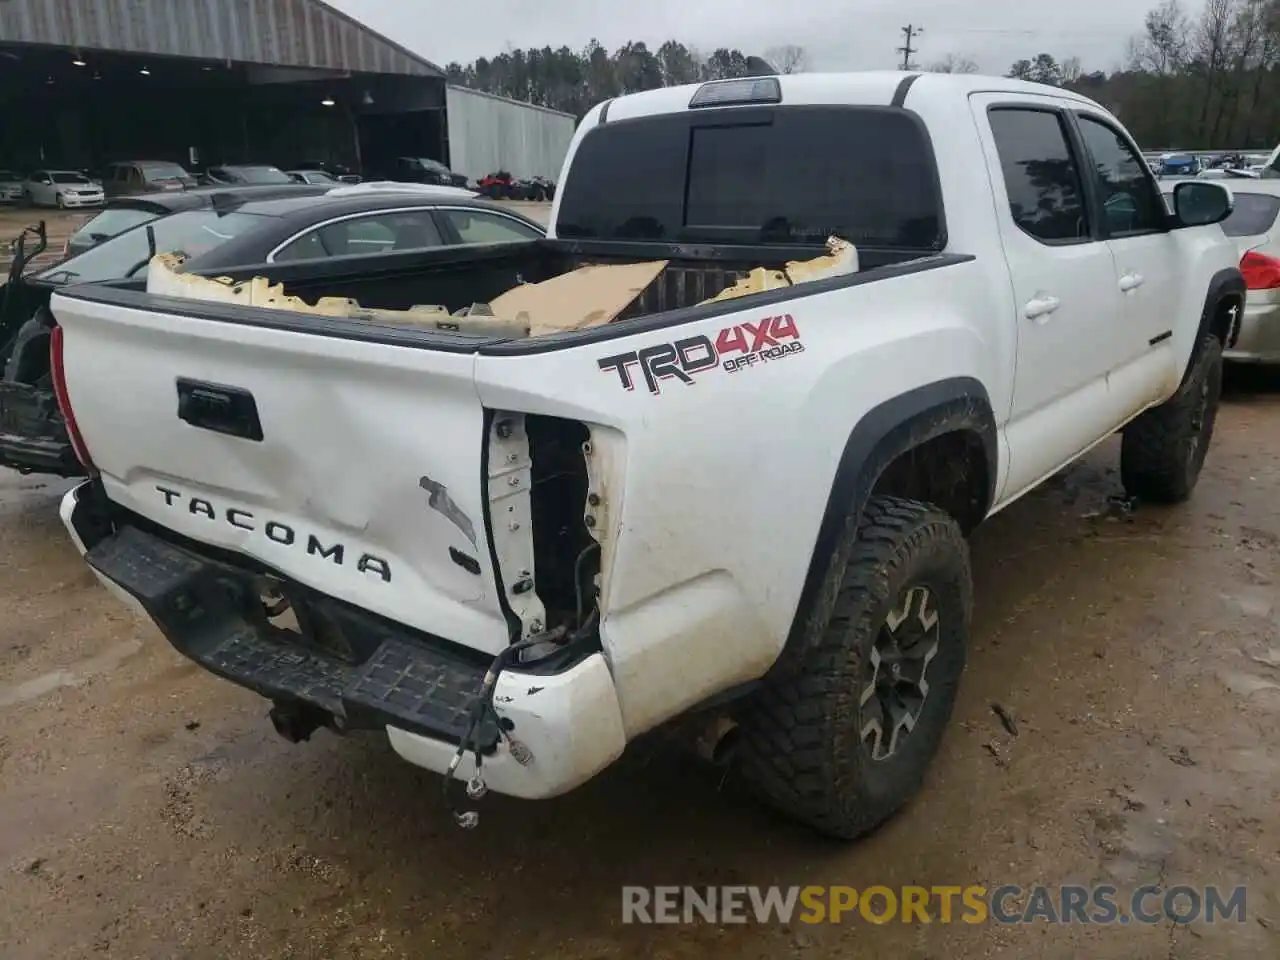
<box><xmin>595</xmin><ymin>70</ymin><xmax>1101</xmax><ymax>125</ymax></box>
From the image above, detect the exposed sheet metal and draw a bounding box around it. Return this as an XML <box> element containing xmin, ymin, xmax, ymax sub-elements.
<box><xmin>0</xmin><ymin>0</ymin><xmax>443</xmax><ymax>77</ymax></box>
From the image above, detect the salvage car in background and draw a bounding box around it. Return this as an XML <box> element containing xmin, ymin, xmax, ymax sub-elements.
<box><xmin>386</xmin><ymin>156</ymin><xmax>469</xmax><ymax>188</ymax></box>
<box><xmin>0</xmin><ymin>170</ymin><xmax>23</xmax><ymax>204</ymax></box>
<box><xmin>286</xmin><ymin>169</ymin><xmax>341</xmax><ymax>186</ymax></box>
<box><xmin>61</xmin><ymin>183</ymin><xmax>331</xmax><ymax>260</ymax></box>
<box><xmin>1163</xmin><ymin>178</ymin><xmax>1280</xmax><ymax>364</ymax></box>
<box><xmin>0</xmin><ymin>189</ymin><xmax>544</xmax><ymax>477</ymax></box>
<box><xmin>22</xmin><ymin>170</ymin><xmax>104</xmax><ymax>208</ymax></box>
<box><xmin>291</xmin><ymin>160</ymin><xmax>361</xmax><ymax>184</ymax></box>
<box><xmin>102</xmin><ymin>161</ymin><xmax>199</xmax><ymax>197</ymax></box>
<box><xmin>201</xmin><ymin>164</ymin><xmax>295</xmax><ymax>186</ymax></box>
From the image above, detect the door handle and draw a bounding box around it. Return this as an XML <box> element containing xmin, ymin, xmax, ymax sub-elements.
<box><xmin>1119</xmin><ymin>272</ymin><xmax>1145</xmax><ymax>292</ymax></box>
<box><xmin>1024</xmin><ymin>295</ymin><xmax>1061</xmax><ymax>320</ymax></box>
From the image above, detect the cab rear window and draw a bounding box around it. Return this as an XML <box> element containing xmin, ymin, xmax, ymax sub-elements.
<box><xmin>556</xmin><ymin>106</ymin><xmax>944</xmax><ymax>249</ymax></box>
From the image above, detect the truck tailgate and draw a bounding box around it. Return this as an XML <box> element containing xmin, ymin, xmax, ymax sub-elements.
<box><xmin>51</xmin><ymin>292</ymin><xmax>510</xmax><ymax>656</ymax></box>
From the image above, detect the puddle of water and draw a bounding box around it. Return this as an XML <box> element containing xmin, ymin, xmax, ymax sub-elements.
<box><xmin>0</xmin><ymin>638</ymin><xmax>143</xmax><ymax>708</ymax></box>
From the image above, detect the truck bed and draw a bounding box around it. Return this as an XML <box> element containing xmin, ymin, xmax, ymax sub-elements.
<box><xmin>75</xmin><ymin>238</ymin><xmax>936</xmax><ymax>343</ymax></box>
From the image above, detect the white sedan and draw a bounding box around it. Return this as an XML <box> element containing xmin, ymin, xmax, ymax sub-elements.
<box><xmin>0</xmin><ymin>170</ymin><xmax>23</xmax><ymax>203</ymax></box>
<box><xmin>23</xmin><ymin>170</ymin><xmax>105</xmax><ymax>208</ymax></box>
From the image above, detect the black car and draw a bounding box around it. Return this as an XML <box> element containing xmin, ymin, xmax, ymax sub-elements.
<box><xmin>0</xmin><ymin>188</ymin><xmax>544</xmax><ymax>477</ymax></box>
<box><xmin>292</xmin><ymin>160</ymin><xmax>362</xmax><ymax>184</ymax></box>
<box><xmin>63</xmin><ymin>183</ymin><xmax>332</xmax><ymax>259</ymax></box>
<box><xmin>200</xmin><ymin>164</ymin><xmax>296</xmax><ymax>186</ymax></box>
<box><xmin>387</xmin><ymin>157</ymin><xmax>469</xmax><ymax>188</ymax></box>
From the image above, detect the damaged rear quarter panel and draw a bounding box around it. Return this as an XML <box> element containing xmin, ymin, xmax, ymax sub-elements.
<box><xmin>473</xmin><ymin>260</ymin><xmax>996</xmax><ymax>737</ymax></box>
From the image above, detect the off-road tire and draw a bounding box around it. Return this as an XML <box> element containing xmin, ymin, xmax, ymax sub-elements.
<box><xmin>735</xmin><ymin>495</ymin><xmax>972</xmax><ymax>839</ymax></box>
<box><xmin>1121</xmin><ymin>334</ymin><xmax>1223</xmax><ymax>504</ymax></box>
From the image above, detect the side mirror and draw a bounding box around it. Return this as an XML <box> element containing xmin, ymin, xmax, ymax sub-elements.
<box><xmin>1173</xmin><ymin>181</ymin><xmax>1233</xmax><ymax>227</ymax></box>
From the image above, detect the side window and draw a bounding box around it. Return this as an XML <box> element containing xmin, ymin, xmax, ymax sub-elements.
<box><xmin>1074</xmin><ymin>114</ymin><xmax>1166</xmax><ymax>236</ymax></box>
<box><xmin>988</xmin><ymin>108</ymin><xmax>1089</xmax><ymax>244</ymax></box>
<box><xmin>129</xmin><ymin>167</ymin><xmax>145</xmax><ymax>189</ymax></box>
<box><xmin>442</xmin><ymin>209</ymin><xmax>542</xmax><ymax>244</ymax></box>
<box><xmin>273</xmin><ymin>230</ymin><xmax>329</xmax><ymax>262</ymax></box>
<box><xmin>275</xmin><ymin>211</ymin><xmax>444</xmax><ymax>261</ymax></box>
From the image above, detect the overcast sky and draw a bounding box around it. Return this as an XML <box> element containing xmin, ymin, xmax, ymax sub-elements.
<box><xmin>327</xmin><ymin>0</ymin><xmax>1159</xmax><ymax>75</ymax></box>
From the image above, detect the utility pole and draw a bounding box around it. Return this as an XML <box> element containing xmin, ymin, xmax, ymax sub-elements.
<box><xmin>897</xmin><ymin>25</ymin><xmax>922</xmax><ymax>70</ymax></box>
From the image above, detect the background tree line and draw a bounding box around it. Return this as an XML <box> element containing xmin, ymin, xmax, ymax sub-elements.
<box><xmin>988</xmin><ymin>0</ymin><xmax>1280</xmax><ymax>147</ymax></box>
<box><xmin>444</xmin><ymin>42</ymin><xmax>809</xmax><ymax>120</ymax></box>
<box><xmin>444</xmin><ymin>0</ymin><xmax>1280</xmax><ymax>149</ymax></box>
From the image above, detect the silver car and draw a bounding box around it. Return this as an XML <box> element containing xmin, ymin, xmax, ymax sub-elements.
<box><xmin>22</xmin><ymin>170</ymin><xmax>105</xmax><ymax>208</ymax></box>
<box><xmin>1163</xmin><ymin>179</ymin><xmax>1280</xmax><ymax>363</ymax></box>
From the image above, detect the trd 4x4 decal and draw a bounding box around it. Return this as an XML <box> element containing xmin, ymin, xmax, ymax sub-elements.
<box><xmin>597</xmin><ymin>314</ymin><xmax>804</xmax><ymax>394</ymax></box>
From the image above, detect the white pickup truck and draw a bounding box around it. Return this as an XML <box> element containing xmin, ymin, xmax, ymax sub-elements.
<box><xmin>52</xmin><ymin>72</ymin><xmax>1243</xmax><ymax>839</ymax></box>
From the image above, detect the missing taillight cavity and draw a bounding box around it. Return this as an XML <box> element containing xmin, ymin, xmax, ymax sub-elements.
<box><xmin>1240</xmin><ymin>250</ymin><xmax>1280</xmax><ymax>290</ymax></box>
<box><xmin>49</xmin><ymin>324</ymin><xmax>97</xmax><ymax>474</ymax></box>
<box><xmin>526</xmin><ymin>415</ymin><xmax>599</xmax><ymax>631</ymax></box>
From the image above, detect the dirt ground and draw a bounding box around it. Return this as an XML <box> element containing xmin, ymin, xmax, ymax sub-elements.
<box><xmin>2</xmin><ymin>348</ymin><xmax>1279</xmax><ymax>955</ymax></box>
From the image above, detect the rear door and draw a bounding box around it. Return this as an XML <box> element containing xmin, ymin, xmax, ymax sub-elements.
<box><xmin>51</xmin><ymin>289</ymin><xmax>510</xmax><ymax>655</ymax></box>
<box><xmin>971</xmin><ymin>95</ymin><xmax>1126</xmax><ymax>497</ymax></box>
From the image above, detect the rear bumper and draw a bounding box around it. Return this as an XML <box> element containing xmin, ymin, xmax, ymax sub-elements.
<box><xmin>60</xmin><ymin>482</ymin><xmax>628</xmax><ymax>800</ymax></box>
<box><xmin>1225</xmin><ymin>293</ymin><xmax>1280</xmax><ymax>363</ymax></box>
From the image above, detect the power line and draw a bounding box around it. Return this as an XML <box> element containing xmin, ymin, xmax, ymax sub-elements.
<box><xmin>897</xmin><ymin>24</ymin><xmax>923</xmax><ymax>70</ymax></box>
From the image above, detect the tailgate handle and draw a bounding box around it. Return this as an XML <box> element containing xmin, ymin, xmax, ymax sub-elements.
<box><xmin>176</xmin><ymin>378</ymin><xmax>264</xmax><ymax>442</ymax></box>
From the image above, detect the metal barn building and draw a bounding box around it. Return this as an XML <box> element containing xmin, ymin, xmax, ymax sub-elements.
<box><xmin>445</xmin><ymin>86</ymin><xmax>575</xmax><ymax>180</ymax></box>
<box><xmin>0</xmin><ymin>0</ymin><xmax>574</xmax><ymax>181</ymax></box>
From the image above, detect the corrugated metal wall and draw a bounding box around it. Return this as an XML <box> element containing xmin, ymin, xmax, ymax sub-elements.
<box><xmin>0</xmin><ymin>0</ymin><xmax>440</xmax><ymax>76</ymax></box>
<box><xmin>445</xmin><ymin>85</ymin><xmax>575</xmax><ymax>180</ymax></box>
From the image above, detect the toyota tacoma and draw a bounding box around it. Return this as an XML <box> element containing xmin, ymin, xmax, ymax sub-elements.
<box><xmin>50</xmin><ymin>72</ymin><xmax>1242</xmax><ymax>838</ymax></box>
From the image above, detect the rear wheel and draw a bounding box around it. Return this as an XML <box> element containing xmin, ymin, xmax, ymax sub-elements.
<box><xmin>735</xmin><ymin>496</ymin><xmax>972</xmax><ymax>839</ymax></box>
<box><xmin>1121</xmin><ymin>334</ymin><xmax>1223</xmax><ymax>503</ymax></box>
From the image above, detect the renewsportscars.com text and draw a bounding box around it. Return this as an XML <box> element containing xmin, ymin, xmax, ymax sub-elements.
<box><xmin>621</xmin><ymin>884</ymin><xmax>1248</xmax><ymax>925</ymax></box>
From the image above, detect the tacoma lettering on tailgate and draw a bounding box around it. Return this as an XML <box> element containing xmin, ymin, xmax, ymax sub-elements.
<box><xmin>597</xmin><ymin>314</ymin><xmax>804</xmax><ymax>394</ymax></box>
<box><xmin>154</xmin><ymin>485</ymin><xmax>393</xmax><ymax>582</ymax></box>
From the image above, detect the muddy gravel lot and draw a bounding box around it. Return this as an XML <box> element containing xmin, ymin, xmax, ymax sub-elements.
<box><xmin>2</xmin><ymin>376</ymin><xmax>1279</xmax><ymax>958</ymax></box>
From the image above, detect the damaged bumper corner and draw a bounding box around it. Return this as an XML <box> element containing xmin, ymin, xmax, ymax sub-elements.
<box><xmin>386</xmin><ymin>652</ymin><xmax>627</xmax><ymax>799</ymax></box>
<box><xmin>59</xmin><ymin>480</ymin><xmax>629</xmax><ymax>801</ymax></box>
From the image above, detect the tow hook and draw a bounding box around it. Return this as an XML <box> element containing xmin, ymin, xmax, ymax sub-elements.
<box><xmin>268</xmin><ymin>700</ymin><xmax>329</xmax><ymax>743</ymax></box>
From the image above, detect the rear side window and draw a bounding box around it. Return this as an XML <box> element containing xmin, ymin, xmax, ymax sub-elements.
<box><xmin>442</xmin><ymin>209</ymin><xmax>542</xmax><ymax>244</ymax></box>
<box><xmin>988</xmin><ymin>108</ymin><xmax>1089</xmax><ymax>243</ymax></box>
<box><xmin>1164</xmin><ymin>190</ymin><xmax>1280</xmax><ymax>237</ymax></box>
<box><xmin>556</xmin><ymin>106</ymin><xmax>944</xmax><ymax>248</ymax></box>
<box><xmin>35</xmin><ymin>211</ymin><xmax>269</xmax><ymax>285</ymax></box>
<box><xmin>71</xmin><ymin>207</ymin><xmax>159</xmax><ymax>242</ymax></box>
<box><xmin>275</xmin><ymin>211</ymin><xmax>445</xmax><ymax>261</ymax></box>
